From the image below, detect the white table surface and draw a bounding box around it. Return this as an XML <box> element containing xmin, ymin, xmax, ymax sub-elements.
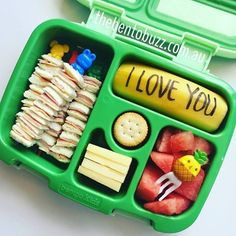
<box><xmin>0</xmin><ymin>1</ymin><xmax>236</xmax><ymax>235</ymax></box>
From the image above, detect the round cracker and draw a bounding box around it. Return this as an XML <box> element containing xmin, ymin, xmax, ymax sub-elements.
<box><xmin>113</xmin><ymin>112</ymin><xmax>148</xmax><ymax>147</ymax></box>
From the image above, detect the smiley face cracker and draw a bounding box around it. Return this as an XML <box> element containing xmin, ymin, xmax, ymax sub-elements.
<box><xmin>113</xmin><ymin>112</ymin><xmax>148</xmax><ymax>147</ymax></box>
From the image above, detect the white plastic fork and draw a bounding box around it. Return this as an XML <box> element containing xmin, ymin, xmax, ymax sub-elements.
<box><xmin>156</xmin><ymin>172</ymin><xmax>182</xmax><ymax>201</ymax></box>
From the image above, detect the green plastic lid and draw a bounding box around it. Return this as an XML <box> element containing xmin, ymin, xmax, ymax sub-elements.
<box><xmin>77</xmin><ymin>0</ymin><xmax>236</xmax><ymax>70</ymax></box>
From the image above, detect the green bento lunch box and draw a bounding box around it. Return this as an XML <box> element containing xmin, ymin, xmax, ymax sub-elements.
<box><xmin>0</xmin><ymin>0</ymin><xmax>236</xmax><ymax>233</ymax></box>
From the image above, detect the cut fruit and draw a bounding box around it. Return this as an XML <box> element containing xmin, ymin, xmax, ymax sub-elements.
<box><xmin>136</xmin><ymin>164</ymin><xmax>163</xmax><ymax>202</ymax></box>
<box><xmin>175</xmin><ymin>169</ymin><xmax>205</xmax><ymax>201</ymax></box>
<box><xmin>135</xmin><ymin>128</ymin><xmax>212</xmax><ymax>215</ymax></box>
<box><xmin>144</xmin><ymin>193</ymin><xmax>191</xmax><ymax>215</ymax></box>
<box><xmin>156</xmin><ymin>128</ymin><xmax>179</xmax><ymax>153</ymax></box>
<box><xmin>150</xmin><ymin>151</ymin><xmax>174</xmax><ymax>173</ymax></box>
<box><xmin>170</xmin><ymin>131</ymin><xmax>195</xmax><ymax>154</ymax></box>
<box><xmin>194</xmin><ymin>136</ymin><xmax>213</xmax><ymax>155</ymax></box>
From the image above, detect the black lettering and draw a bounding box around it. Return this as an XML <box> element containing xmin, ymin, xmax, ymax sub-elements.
<box><xmin>136</xmin><ymin>70</ymin><xmax>145</xmax><ymax>92</ymax></box>
<box><xmin>146</xmin><ymin>74</ymin><xmax>159</xmax><ymax>95</ymax></box>
<box><xmin>167</xmin><ymin>80</ymin><xmax>179</xmax><ymax>101</ymax></box>
<box><xmin>193</xmin><ymin>92</ymin><xmax>207</xmax><ymax>111</ymax></box>
<box><xmin>186</xmin><ymin>84</ymin><xmax>200</xmax><ymax>110</ymax></box>
<box><xmin>159</xmin><ymin>76</ymin><xmax>171</xmax><ymax>98</ymax></box>
<box><xmin>204</xmin><ymin>95</ymin><xmax>217</xmax><ymax>116</ymax></box>
<box><xmin>125</xmin><ymin>66</ymin><xmax>135</xmax><ymax>87</ymax></box>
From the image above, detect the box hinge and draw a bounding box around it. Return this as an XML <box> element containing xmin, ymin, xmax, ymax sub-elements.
<box><xmin>173</xmin><ymin>33</ymin><xmax>219</xmax><ymax>72</ymax></box>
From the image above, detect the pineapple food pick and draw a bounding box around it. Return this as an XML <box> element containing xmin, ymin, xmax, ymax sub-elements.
<box><xmin>155</xmin><ymin>150</ymin><xmax>208</xmax><ymax>201</ymax></box>
<box><xmin>173</xmin><ymin>150</ymin><xmax>208</xmax><ymax>182</ymax></box>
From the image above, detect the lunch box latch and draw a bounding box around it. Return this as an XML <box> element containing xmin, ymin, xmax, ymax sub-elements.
<box><xmin>173</xmin><ymin>33</ymin><xmax>219</xmax><ymax>72</ymax></box>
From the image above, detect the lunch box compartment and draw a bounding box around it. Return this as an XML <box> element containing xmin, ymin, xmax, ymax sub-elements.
<box><xmin>75</xmin><ymin>128</ymin><xmax>138</xmax><ymax>197</ymax></box>
<box><xmin>0</xmin><ymin>20</ymin><xmax>115</xmax><ymax>173</ymax></box>
<box><xmin>133</xmin><ymin>125</ymin><xmax>216</xmax><ymax>214</ymax></box>
<box><xmin>111</xmin><ymin>54</ymin><xmax>231</xmax><ymax>134</ymax></box>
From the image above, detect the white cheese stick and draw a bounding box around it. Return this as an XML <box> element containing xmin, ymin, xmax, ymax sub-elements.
<box><xmin>81</xmin><ymin>158</ymin><xmax>125</xmax><ymax>183</ymax></box>
<box><xmin>87</xmin><ymin>144</ymin><xmax>132</xmax><ymax>167</ymax></box>
<box><xmin>85</xmin><ymin>151</ymin><xmax>129</xmax><ymax>175</ymax></box>
<box><xmin>78</xmin><ymin>166</ymin><xmax>122</xmax><ymax>192</ymax></box>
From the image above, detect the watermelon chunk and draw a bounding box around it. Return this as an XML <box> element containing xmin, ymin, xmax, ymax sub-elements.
<box><xmin>156</xmin><ymin>128</ymin><xmax>180</xmax><ymax>153</ymax></box>
<box><xmin>136</xmin><ymin>164</ymin><xmax>163</xmax><ymax>202</ymax></box>
<box><xmin>173</xmin><ymin>151</ymin><xmax>193</xmax><ymax>162</ymax></box>
<box><xmin>170</xmin><ymin>131</ymin><xmax>195</xmax><ymax>154</ymax></box>
<box><xmin>194</xmin><ymin>136</ymin><xmax>213</xmax><ymax>156</ymax></box>
<box><xmin>144</xmin><ymin>193</ymin><xmax>191</xmax><ymax>215</ymax></box>
<box><xmin>175</xmin><ymin>169</ymin><xmax>205</xmax><ymax>201</ymax></box>
<box><xmin>150</xmin><ymin>151</ymin><xmax>174</xmax><ymax>173</ymax></box>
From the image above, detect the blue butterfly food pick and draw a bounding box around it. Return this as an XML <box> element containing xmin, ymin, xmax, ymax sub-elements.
<box><xmin>71</xmin><ymin>49</ymin><xmax>96</xmax><ymax>75</ymax></box>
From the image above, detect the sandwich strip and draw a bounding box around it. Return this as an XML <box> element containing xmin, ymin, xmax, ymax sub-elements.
<box><xmin>16</xmin><ymin>116</ymin><xmax>44</xmax><ymax>137</ymax></box>
<box><xmin>67</xmin><ymin>101</ymin><xmax>90</xmax><ymax>121</ymax></box>
<box><xmin>35</xmin><ymin>67</ymin><xmax>54</xmax><ymax>81</ymax></box>
<box><xmin>29</xmin><ymin>74</ymin><xmax>51</xmax><ymax>87</ymax></box>
<box><xmin>51</xmin><ymin>76</ymin><xmax>76</xmax><ymax>101</ymax></box>
<box><xmin>64</xmin><ymin>63</ymin><xmax>84</xmax><ymax>88</ymax></box>
<box><xmin>83</xmin><ymin>75</ymin><xmax>102</xmax><ymax>94</ymax></box>
<box><xmin>21</xmin><ymin>99</ymin><xmax>34</xmax><ymax>107</ymax></box>
<box><xmin>75</xmin><ymin>90</ymin><xmax>96</xmax><ymax>108</ymax></box>
<box><xmin>10</xmin><ymin>124</ymin><xmax>35</xmax><ymax>147</ymax></box>
<box><xmin>50</xmin><ymin>146</ymin><xmax>73</xmax><ymax>158</ymax></box>
<box><xmin>41</xmin><ymin>54</ymin><xmax>64</xmax><ymax>68</ymax></box>
<box><xmin>49</xmin><ymin>152</ymin><xmax>70</xmax><ymax>163</ymax></box>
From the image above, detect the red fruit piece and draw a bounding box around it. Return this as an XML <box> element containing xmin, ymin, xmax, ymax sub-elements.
<box><xmin>194</xmin><ymin>136</ymin><xmax>213</xmax><ymax>156</ymax></box>
<box><xmin>136</xmin><ymin>164</ymin><xmax>163</xmax><ymax>202</ymax></box>
<box><xmin>144</xmin><ymin>193</ymin><xmax>191</xmax><ymax>215</ymax></box>
<box><xmin>156</xmin><ymin>127</ymin><xmax>180</xmax><ymax>153</ymax></box>
<box><xmin>170</xmin><ymin>131</ymin><xmax>195</xmax><ymax>154</ymax></box>
<box><xmin>150</xmin><ymin>151</ymin><xmax>174</xmax><ymax>173</ymax></box>
<box><xmin>173</xmin><ymin>151</ymin><xmax>192</xmax><ymax>162</ymax></box>
<box><xmin>175</xmin><ymin>169</ymin><xmax>205</xmax><ymax>201</ymax></box>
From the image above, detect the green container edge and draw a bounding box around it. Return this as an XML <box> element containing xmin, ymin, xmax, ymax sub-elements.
<box><xmin>0</xmin><ymin>18</ymin><xmax>235</xmax><ymax>233</ymax></box>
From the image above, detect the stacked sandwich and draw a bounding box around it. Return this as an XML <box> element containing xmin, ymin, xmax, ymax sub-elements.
<box><xmin>10</xmin><ymin>54</ymin><xmax>101</xmax><ymax>163</ymax></box>
<box><xmin>50</xmin><ymin>76</ymin><xmax>102</xmax><ymax>163</ymax></box>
